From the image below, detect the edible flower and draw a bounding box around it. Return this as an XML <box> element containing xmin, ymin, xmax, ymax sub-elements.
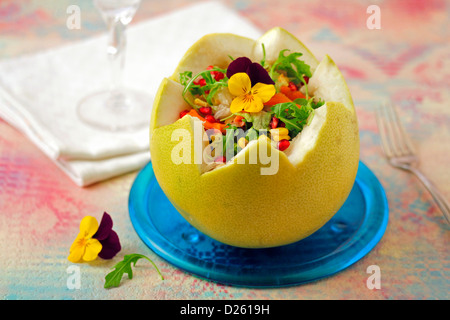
<box><xmin>228</xmin><ymin>72</ymin><xmax>276</xmax><ymax>113</ymax></box>
<box><xmin>94</xmin><ymin>212</ymin><xmax>121</xmax><ymax>260</ymax></box>
<box><xmin>68</xmin><ymin>216</ymin><xmax>102</xmax><ymax>263</ymax></box>
<box><xmin>226</xmin><ymin>57</ymin><xmax>275</xmax><ymax>86</ymax></box>
<box><xmin>68</xmin><ymin>212</ymin><xmax>121</xmax><ymax>263</ymax></box>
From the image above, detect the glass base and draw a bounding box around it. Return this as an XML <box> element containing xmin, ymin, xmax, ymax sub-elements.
<box><xmin>77</xmin><ymin>88</ymin><xmax>153</xmax><ymax>131</ymax></box>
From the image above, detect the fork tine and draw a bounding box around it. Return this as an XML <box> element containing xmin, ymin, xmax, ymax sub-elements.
<box><xmin>387</xmin><ymin>102</ymin><xmax>415</xmax><ymax>155</ymax></box>
<box><xmin>376</xmin><ymin>104</ymin><xmax>394</xmax><ymax>158</ymax></box>
<box><xmin>382</xmin><ymin>103</ymin><xmax>404</xmax><ymax>157</ymax></box>
<box><xmin>379</xmin><ymin>102</ymin><xmax>414</xmax><ymax>157</ymax></box>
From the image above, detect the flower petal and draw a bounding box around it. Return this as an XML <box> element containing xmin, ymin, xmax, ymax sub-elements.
<box><xmin>98</xmin><ymin>230</ymin><xmax>121</xmax><ymax>260</ymax></box>
<box><xmin>82</xmin><ymin>238</ymin><xmax>102</xmax><ymax>262</ymax></box>
<box><xmin>247</xmin><ymin>62</ymin><xmax>275</xmax><ymax>86</ymax></box>
<box><xmin>93</xmin><ymin>212</ymin><xmax>113</xmax><ymax>241</ymax></box>
<box><xmin>229</xmin><ymin>95</ymin><xmax>246</xmax><ymax>113</ymax></box>
<box><xmin>228</xmin><ymin>72</ymin><xmax>252</xmax><ymax>97</ymax></box>
<box><xmin>243</xmin><ymin>95</ymin><xmax>264</xmax><ymax>113</ymax></box>
<box><xmin>226</xmin><ymin>57</ymin><xmax>252</xmax><ymax>79</ymax></box>
<box><xmin>79</xmin><ymin>216</ymin><xmax>99</xmax><ymax>238</ymax></box>
<box><xmin>251</xmin><ymin>83</ymin><xmax>276</xmax><ymax>103</ymax></box>
<box><xmin>68</xmin><ymin>242</ymin><xmax>85</xmax><ymax>263</ymax></box>
<box><xmin>69</xmin><ymin>232</ymin><xmax>84</xmax><ymax>252</ymax></box>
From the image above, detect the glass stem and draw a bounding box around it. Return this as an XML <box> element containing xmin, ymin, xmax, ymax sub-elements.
<box><xmin>107</xmin><ymin>19</ymin><xmax>126</xmax><ymax>93</ymax></box>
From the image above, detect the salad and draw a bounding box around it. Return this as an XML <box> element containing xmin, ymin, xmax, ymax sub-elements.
<box><xmin>178</xmin><ymin>46</ymin><xmax>324</xmax><ymax>170</ymax></box>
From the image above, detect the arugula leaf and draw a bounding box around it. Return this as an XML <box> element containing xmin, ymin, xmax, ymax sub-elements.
<box><xmin>271</xmin><ymin>101</ymin><xmax>314</xmax><ymax>137</ymax></box>
<box><xmin>312</xmin><ymin>98</ymin><xmax>325</xmax><ymax>109</ymax></box>
<box><xmin>179</xmin><ymin>71</ymin><xmax>202</xmax><ymax>100</ymax></box>
<box><xmin>203</xmin><ymin>77</ymin><xmax>228</xmax><ymax>106</ymax></box>
<box><xmin>104</xmin><ymin>253</ymin><xmax>164</xmax><ymax>289</ymax></box>
<box><xmin>179</xmin><ymin>71</ymin><xmax>193</xmax><ymax>86</ymax></box>
<box><xmin>294</xmin><ymin>97</ymin><xmax>325</xmax><ymax>110</ymax></box>
<box><xmin>180</xmin><ymin>67</ymin><xmax>228</xmax><ymax>108</ymax></box>
<box><xmin>269</xmin><ymin>49</ymin><xmax>312</xmax><ymax>85</ymax></box>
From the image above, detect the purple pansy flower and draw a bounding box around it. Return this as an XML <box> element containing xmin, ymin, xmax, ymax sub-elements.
<box><xmin>93</xmin><ymin>212</ymin><xmax>121</xmax><ymax>260</ymax></box>
<box><xmin>226</xmin><ymin>57</ymin><xmax>275</xmax><ymax>86</ymax></box>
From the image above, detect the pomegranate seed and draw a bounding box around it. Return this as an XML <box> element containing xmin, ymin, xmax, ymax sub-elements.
<box><xmin>303</xmin><ymin>76</ymin><xmax>309</xmax><ymax>84</ymax></box>
<box><xmin>278</xmin><ymin>121</ymin><xmax>286</xmax><ymax>128</ymax></box>
<box><xmin>288</xmin><ymin>82</ymin><xmax>297</xmax><ymax>91</ymax></box>
<box><xmin>213</xmin><ymin>71</ymin><xmax>224</xmax><ymax>81</ymax></box>
<box><xmin>194</xmin><ymin>78</ymin><xmax>207</xmax><ymax>86</ymax></box>
<box><xmin>215</xmin><ymin>156</ymin><xmax>226</xmax><ymax>163</ymax></box>
<box><xmin>278</xmin><ymin>139</ymin><xmax>290</xmax><ymax>151</ymax></box>
<box><xmin>270</xmin><ymin>116</ymin><xmax>279</xmax><ymax>129</ymax></box>
<box><xmin>205</xmin><ymin>115</ymin><xmax>216</xmax><ymax>123</ymax></box>
<box><xmin>199</xmin><ymin>107</ymin><xmax>212</xmax><ymax>115</ymax></box>
<box><xmin>179</xmin><ymin>110</ymin><xmax>189</xmax><ymax>118</ymax></box>
<box><xmin>206</xmin><ymin>65</ymin><xmax>224</xmax><ymax>81</ymax></box>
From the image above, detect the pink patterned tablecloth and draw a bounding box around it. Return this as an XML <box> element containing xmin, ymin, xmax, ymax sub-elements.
<box><xmin>0</xmin><ymin>0</ymin><xmax>449</xmax><ymax>300</ymax></box>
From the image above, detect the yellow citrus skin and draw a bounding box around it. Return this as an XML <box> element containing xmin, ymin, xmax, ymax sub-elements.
<box><xmin>149</xmin><ymin>28</ymin><xmax>360</xmax><ymax>248</ymax></box>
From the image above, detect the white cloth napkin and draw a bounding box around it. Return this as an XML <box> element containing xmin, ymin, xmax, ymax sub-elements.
<box><xmin>0</xmin><ymin>1</ymin><xmax>262</xmax><ymax>186</ymax></box>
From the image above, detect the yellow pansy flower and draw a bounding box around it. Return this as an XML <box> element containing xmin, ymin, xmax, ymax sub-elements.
<box><xmin>228</xmin><ymin>72</ymin><xmax>276</xmax><ymax>113</ymax></box>
<box><xmin>68</xmin><ymin>216</ymin><xmax>102</xmax><ymax>263</ymax></box>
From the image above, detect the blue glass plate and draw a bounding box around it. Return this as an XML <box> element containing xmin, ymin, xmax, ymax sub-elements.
<box><xmin>129</xmin><ymin>161</ymin><xmax>388</xmax><ymax>287</ymax></box>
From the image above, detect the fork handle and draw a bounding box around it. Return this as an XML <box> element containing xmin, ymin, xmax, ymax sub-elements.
<box><xmin>408</xmin><ymin>167</ymin><xmax>450</xmax><ymax>223</ymax></box>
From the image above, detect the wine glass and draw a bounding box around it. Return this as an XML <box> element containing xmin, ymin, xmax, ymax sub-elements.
<box><xmin>77</xmin><ymin>0</ymin><xmax>152</xmax><ymax>131</ymax></box>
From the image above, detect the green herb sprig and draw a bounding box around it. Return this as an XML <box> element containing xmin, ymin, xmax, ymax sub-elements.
<box><xmin>269</xmin><ymin>49</ymin><xmax>312</xmax><ymax>84</ymax></box>
<box><xmin>269</xmin><ymin>49</ymin><xmax>313</xmax><ymax>98</ymax></box>
<box><xmin>104</xmin><ymin>253</ymin><xmax>164</xmax><ymax>289</ymax></box>
<box><xmin>271</xmin><ymin>100</ymin><xmax>314</xmax><ymax>138</ymax></box>
<box><xmin>180</xmin><ymin>67</ymin><xmax>228</xmax><ymax>109</ymax></box>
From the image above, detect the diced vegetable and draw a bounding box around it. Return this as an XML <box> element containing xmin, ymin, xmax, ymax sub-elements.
<box><xmin>186</xmin><ymin>109</ymin><xmax>227</xmax><ymax>133</ymax></box>
<box><xmin>280</xmin><ymin>85</ymin><xmax>306</xmax><ymax>101</ymax></box>
<box><xmin>265</xmin><ymin>92</ymin><xmax>292</xmax><ymax>106</ymax></box>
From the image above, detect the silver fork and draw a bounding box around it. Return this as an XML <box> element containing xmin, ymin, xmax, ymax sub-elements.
<box><xmin>376</xmin><ymin>102</ymin><xmax>450</xmax><ymax>224</ymax></box>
